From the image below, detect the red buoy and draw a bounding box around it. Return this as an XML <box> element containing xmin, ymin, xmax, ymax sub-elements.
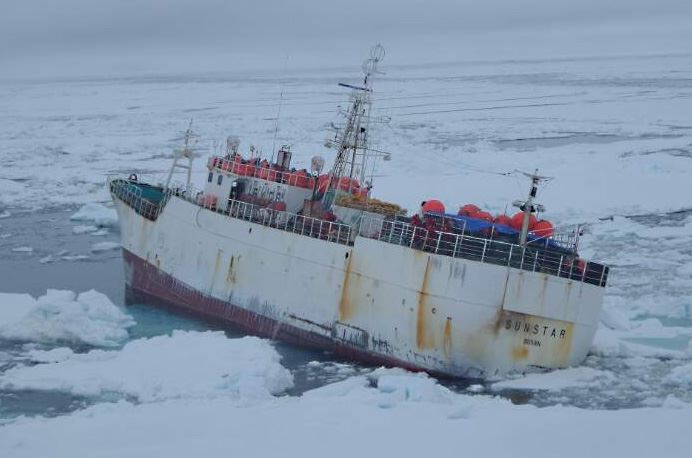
<box><xmin>511</xmin><ymin>212</ymin><xmax>537</xmax><ymax>231</ymax></box>
<box><xmin>459</xmin><ymin>204</ymin><xmax>481</xmax><ymax>216</ymax></box>
<box><xmin>422</xmin><ymin>200</ymin><xmax>446</xmax><ymax>214</ymax></box>
<box><xmin>531</xmin><ymin>219</ymin><xmax>555</xmax><ymax>238</ymax></box>
<box><xmin>494</xmin><ymin>214</ymin><xmax>512</xmax><ymax>227</ymax></box>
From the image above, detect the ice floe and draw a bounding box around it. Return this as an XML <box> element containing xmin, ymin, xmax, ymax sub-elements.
<box><xmin>0</xmin><ymin>289</ymin><xmax>134</xmax><ymax>347</ymax></box>
<box><xmin>0</xmin><ymin>332</ymin><xmax>293</xmax><ymax>402</ymax></box>
<box><xmin>69</xmin><ymin>203</ymin><xmax>118</xmax><ymax>227</ymax></box>
<box><xmin>490</xmin><ymin>367</ymin><xmax>615</xmax><ymax>392</ymax></box>
<box><xmin>72</xmin><ymin>224</ymin><xmax>98</xmax><ymax>235</ymax></box>
<box><xmin>664</xmin><ymin>362</ymin><xmax>692</xmax><ymax>387</ymax></box>
<box><xmin>10</xmin><ymin>246</ymin><xmax>33</xmax><ymax>253</ymax></box>
<box><xmin>90</xmin><ymin>241</ymin><xmax>120</xmax><ymax>252</ymax></box>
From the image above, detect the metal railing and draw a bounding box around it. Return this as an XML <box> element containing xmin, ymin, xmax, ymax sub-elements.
<box><xmin>208</xmin><ymin>156</ymin><xmax>316</xmax><ymax>190</ymax></box>
<box><xmin>363</xmin><ymin>217</ymin><xmax>608</xmax><ymax>287</ymax></box>
<box><xmin>109</xmin><ymin>178</ymin><xmax>168</xmax><ymax>221</ymax></box>
<box><xmin>170</xmin><ymin>186</ymin><xmax>353</xmax><ymax>246</ymax></box>
<box><xmin>110</xmin><ymin>176</ymin><xmax>606</xmax><ymax>287</ymax></box>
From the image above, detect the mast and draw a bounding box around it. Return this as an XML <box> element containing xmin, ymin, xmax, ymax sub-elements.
<box><xmin>323</xmin><ymin>44</ymin><xmax>386</xmax><ymax>208</ymax></box>
<box><xmin>165</xmin><ymin>119</ymin><xmax>196</xmax><ymax>191</ymax></box>
<box><xmin>513</xmin><ymin>169</ymin><xmax>549</xmax><ymax>245</ymax></box>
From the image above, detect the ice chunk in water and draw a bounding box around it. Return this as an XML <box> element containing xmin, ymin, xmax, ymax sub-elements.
<box><xmin>0</xmin><ymin>289</ymin><xmax>134</xmax><ymax>347</ymax></box>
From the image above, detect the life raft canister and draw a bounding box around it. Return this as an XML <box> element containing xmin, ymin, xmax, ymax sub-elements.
<box><xmin>473</xmin><ymin>211</ymin><xmax>494</xmax><ymax>222</ymax></box>
<box><xmin>510</xmin><ymin>212</ymin><xmax>537</xmax><ymax>231</ymax></box>
<box><xmin>494</xmin><ymin>214</ymin><xmax>512</xmax><ymax>227</ymax></box>
<box><xmin>422</xmin><ymin>199</ymin><xmax>445</xmax><ymax>214</ymax></box>
<box><xmin>531</xmin><ymin>219</ymin><xmax>555</xmax><ymax>238</ymax></box>
<box><xmin>459</xmin><ymin>204</ymin><xmax>481</xmax><ymax>216</ymax></box>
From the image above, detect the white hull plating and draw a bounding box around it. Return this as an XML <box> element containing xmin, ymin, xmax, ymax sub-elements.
<box><xmin>114</xmin><ymin>195</ymin><xmax>604</xmax><ymax>377</ymax></box>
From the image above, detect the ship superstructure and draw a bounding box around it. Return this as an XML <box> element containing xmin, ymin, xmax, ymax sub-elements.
<box><xmin>109</xmin><ymin>46</ymin><xmax>608</xmax><ymax>377</ymax></box>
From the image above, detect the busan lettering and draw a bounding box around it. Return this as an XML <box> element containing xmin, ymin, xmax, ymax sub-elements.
<box><xmin>504</xmin><ymin>318</ymin><xmax>567</xmax><ymax>346</ymax></box>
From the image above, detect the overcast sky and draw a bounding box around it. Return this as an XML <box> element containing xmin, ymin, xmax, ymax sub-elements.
<box><xmin>2</xmin><ymin>0</ymin><xmax>691</xmax><ymax>78</ymax></box>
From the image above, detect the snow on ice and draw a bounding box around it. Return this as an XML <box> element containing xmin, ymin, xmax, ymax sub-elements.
<box><xmin>0</xmin><ymin>289</ymin><xmax>134</xmax><ymax>347</ymax></box>
<box><xmin>0</xmin><ymin>331</ymin><xmax>293</xmax><ymax>402</ymax></box>
<box><xmin>0</xmin><ymin>369</ymin><xmax>690</xmax><ymax>458</ymax></box>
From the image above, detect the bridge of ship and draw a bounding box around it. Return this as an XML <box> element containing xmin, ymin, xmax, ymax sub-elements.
<box><xmin>109</xmin><ymin>178</ymin><xmax>609</xmax><ymax>288</ymax></box>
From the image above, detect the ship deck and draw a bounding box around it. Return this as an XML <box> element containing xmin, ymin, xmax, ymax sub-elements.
<box><xmin>109</xmin><ymin>178</ymin><xmax>609</xmax><ymax>288</ymax></box>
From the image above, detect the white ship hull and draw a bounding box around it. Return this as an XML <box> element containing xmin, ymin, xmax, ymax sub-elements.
<box><xmin>113</xmin><ymin>193</ymin><xmax>605</xmax><ymax>377</ymax></box>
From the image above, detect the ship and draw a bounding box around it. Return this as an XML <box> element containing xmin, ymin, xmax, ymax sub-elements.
<box><xmin>109</xmin><ymin>45</ymin><xmax>608</xmax><ymax>378</ymax></box>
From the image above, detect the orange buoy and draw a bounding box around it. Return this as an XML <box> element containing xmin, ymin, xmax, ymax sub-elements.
<box><xmin>531</xmin><ymin>219</ymin><xmax>555</xmax><ymax>238</ymax></box>
<box><xmin>459</xmin><ymin>204</ymin><xmax>481</xmax><ymax>216</ymax></box>
<box><xmin>510</xmin><ymin>212</ymin><xmax>537</xmax><ymax>231</ymax></box>
<box><xmin>422</xmin><ymin>200</ymin><xmax>446</xmax><ymax>214</ymax></box>
<box><xmin>474</xmin><ymin>211</ymin><xmax>494</xmax><ymax>222</ymax></box>
<box><xmin>494</xmin><ymin>214</ymin><xmax>512</xmax><ymax>227</ymax></box>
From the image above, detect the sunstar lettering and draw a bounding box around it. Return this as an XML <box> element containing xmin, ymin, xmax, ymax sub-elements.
<box><xmin>505</xmin><ymin>318</ymin><xmax>567</xmax><ymax>340</ymax></box>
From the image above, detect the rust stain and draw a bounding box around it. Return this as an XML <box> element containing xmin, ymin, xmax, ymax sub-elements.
<box><xmin>210</xmin><ymin>249</ymin><xmax>222</xmax><ymax>292</ymax></box>
<box><xmin>338</xmin><ymin>255</ymin><xmax>355</xmax><ymax>321</ymax></box>
<box><xmin>416</xmin><ymin>257</ymin><xmax>435</xmax><ymax>350</ymax></box>
<box><xmin>443</xmin><ymin>317</ymin><xmax>452</xmax><ymax>358</ymax></box>
<box><xmin>226</xmin><ymin>255</ymin><xmax>237</xmax><ymax>285</ymax></box>
<box><xmin>511</xmin><ymin>345</ymin><xmax>529</xmax><ymax>360</ymax></box>
<box><xmin>553</xmin><ymin>322</ymin><xmax>574</xmax><ymax>366</ymax></box>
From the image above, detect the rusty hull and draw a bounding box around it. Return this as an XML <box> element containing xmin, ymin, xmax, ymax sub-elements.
<box><xmin>113</xmin><ymin>195</ymin><xmax>605</xmax><ymax>378</ymax></box>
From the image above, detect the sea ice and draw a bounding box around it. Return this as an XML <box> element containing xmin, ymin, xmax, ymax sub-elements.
<box><xmin>38</xmin><ymin>255</ymin><xmax>54</xmax><ymax>264</ymax></box>
<box><xmin>90</xmin><ymin>241</ymin><xmax>120</xmax><ymax>252</ymax></box>
<box><xmin>60</xmin><ymin>254</ymin><xmax>90</xmax><ymax>261</ymax></box>
<box><xmin>490</xmin><ymin>366</ymin><xmax>615</xmax><ymax>392</ymax></box>
<box><xmin>664</xmin><ymin>362</ymin><xmax>692</xmax><ymax>387</ymax></box>
<box><xmin>0</xmin><ymin>332</ymin><xmax>293</xmax><ymax>402</ymax></box>
<box><xmin>0</xmin><ymin>289</ymin><xmax>134</xmax><ymax>347</ymax></box>
<box><xmin>72</xmin><ymin>224</ymin><xmax>98</xmax><ymax>235</ymax></box>
<box><xmin>70</xmin><ymin>203</ymin><xmax>118</xmax><ymax>227</ymax></box>
<box><xmin>0</xmin><ymin>369</ymin><xmax>690</xmax><ymax>458</ymax></box>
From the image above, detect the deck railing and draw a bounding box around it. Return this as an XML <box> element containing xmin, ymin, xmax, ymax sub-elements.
<box><xmin>172</xmin><ymin>187</ymin><xmax>353</xmax><ymax>246</ymax></box>
<box><xmin>110</xmin><ymin>177</ymin><xmax>607</xmax><ymax>287</ymax></box>
<box><xmin>108</xmin><ymin>178</ymin><xmax>168</xmax><ymax>221</ymax></box>
<box><xmin>362</xmin><ymin>217</ymin><xmax>608</xmax><ymax>287</ymax></box>
<box><xmin>208</xmin><ymin>156</ymin><xmax>317</xmax><ymax>190</ymax></box>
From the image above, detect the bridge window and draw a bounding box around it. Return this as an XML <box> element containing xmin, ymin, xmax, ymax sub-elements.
<box><xmin>217</xmin><ymin>174</ymin><xmax>223</xmax><ymax>185</ymax></box>
<box><xmin>208</xmin><ymin>172</ymin><xmax>213</xmax><ymax>183</ymax></box>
